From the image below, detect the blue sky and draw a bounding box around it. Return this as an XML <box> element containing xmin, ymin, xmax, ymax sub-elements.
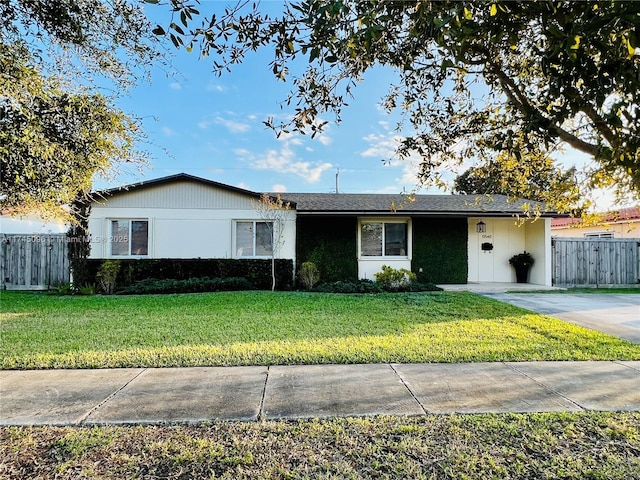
<box><xmin>106</xmin><ymin>1</ymin><xmax>430</xmax><ymax>196</ymax></box>
<box><xmin>100</xmin><ymin>1</ymin><xmax>614</xmax><ymax>207</ymax></box>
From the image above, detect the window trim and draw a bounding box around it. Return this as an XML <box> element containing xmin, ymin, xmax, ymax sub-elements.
<box><xmin>358</xmin><ymin>218</ymin><xmax>411</xmax><ymax>260</ymax></box>
<box><xmin>233</xmin><ymin>220</ymin><xmax>274</xmax><ymax>258</ymax></box>
<box><xmin>108</xmin><ymin>218</ymin><xmax>150</xmax><ymax>258</ymax></box>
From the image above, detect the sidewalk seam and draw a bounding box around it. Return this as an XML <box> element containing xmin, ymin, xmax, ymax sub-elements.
<box><xmin>78</xmin><ymin>368</ymin><xmax>148</xmax><ymax>425</ymax></box>
<box><xmin>257</xmin><ymin>366</ymin><xmax>270</xmax><ymax>421</ymax></box>
<box><xmin>614</xmin><ymin>360</ymin><xmax>640</xmax><ymax>372</ymax></box>
<box><xmin>503</xmin><ymin>363</ymin><xmax>586</xmax><ymax>411</ymax></box>
<box><xmin>389</xmin><ymin>364</ymin><xmax>429</xmax><ymax>415</ymax></box>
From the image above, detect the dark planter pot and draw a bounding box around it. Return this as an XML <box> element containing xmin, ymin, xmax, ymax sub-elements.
<box><xmin>514</xmin><ymin>265</ymin><xmax>530</xmax><ymax>283</ymax></box>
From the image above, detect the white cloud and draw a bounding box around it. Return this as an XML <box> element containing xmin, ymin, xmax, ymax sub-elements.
<box><xmin>237</xmin><ymin>182</ymin><xmax>251</xmax><ymax>190</ymax></box>
<box><xmin>272</xmin><ymin>184</ymin><xmax>287</xmax><ymax>193</ymax></box>
<box><xmin>161</xmin><ymin>127</ymin><xmax>176</xmax><ymax>137</ymax></box>
<box><xmin>317</xmin><ymin>134</ymin><xmax>332</xmax><ymax>146</ymax></box>
<box><xmin>199</xmin><ymin>115</ymin><xmax>251</xmax><ymax>133</ymax></box>
<box><xmin>215</xmin><ymin>116</ymin><xmax>250</xmax><ymax>133</ymax></box>
<box><xmin>207</xmin><ymin>83</ymin><xmax>227</xmax><ymax>92</ymax></box>
<box><xmin>360</xmin><ymin>132</ymin><xmax>402</xmax><ymax>162</ymax></box>
<box><xmin>169</xmin><ymin>82</ymin><xmax>182</xmax><ymax>90</ymax></box>
<box><xmin>235</xmin><ymin>142</ymin><xmax>332</xmax><ymax>184</ymax></box>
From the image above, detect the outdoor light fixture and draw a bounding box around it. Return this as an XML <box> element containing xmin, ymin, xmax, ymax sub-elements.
<box><xmin>476</xmin><ymin>220</ymin><xmax>486</xmax><ymax>233</ymax></box>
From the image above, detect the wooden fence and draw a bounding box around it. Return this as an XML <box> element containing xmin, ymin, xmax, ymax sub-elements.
<box><xmin>1</xmin><ymin>234</ymin><xmax>70</xmax><ymax>290</ymax></box>
<box><xmin>552</xmin><ymin>237</ymin><xmax>640</xmax><ymax>287</ymax></box>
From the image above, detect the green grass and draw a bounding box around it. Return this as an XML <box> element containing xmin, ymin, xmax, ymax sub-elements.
<box><xmin>2</xmin><ymin>413</ymin><xmax>639</xmax><ymax>479</ymax></box>
<box><xmin>2</xmin><ymin>290</ymin><xmax>639</xmax><ymax>369</ymax></box>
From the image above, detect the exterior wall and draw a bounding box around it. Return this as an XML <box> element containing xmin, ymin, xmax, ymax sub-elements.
<box><xmin>552</xmin><ymin>220</ymin><xmax>640</xmax><ymax>239</ymax></box>
<box><xmin>0</xmin><ymin>213</ymin><xmax>67</xmax><ymax>234</ymax></box>
<box><xmin>411</xmin><ymin>217</ymin><xmax>468</xmax><ymax>284</ymax></box>
<box><xmin>359</xmin><ymin>259</ymin><xmax>412</xmax><ymax>281</ymax></box>
<box><xmin>296</xmin><ymin>216</ymin><xmax>358</xmax><ymax>282</ymax></box>
<box><xmin>468</xmin><ymin>217</ymin><xmax>551</xmax><ymax>285</ymax></box>
<box><xmin>88</xmin><ymin>184</ymin><xmax>296</xmax><ymax>260</ymax></box>
<box><xmin>525</xmin><ymin>218</ymin><xmax>551</xmax><ymax>286</ymax></box>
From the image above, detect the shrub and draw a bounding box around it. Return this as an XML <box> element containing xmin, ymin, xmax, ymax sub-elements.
<box><xmin>96</xmin><ymin>260</ymin><xmax>121</xmax><ymax>294</ymax></box>
<box><xmin>374</xmin><ymin>265</ymin><xmax>417</xmax><ymax>292</ymax></box>
<box><xmin>314</xmin><ymin>279</ymin><xmax>383</xmax><ymax>294</ymax></box>
<box><xmin>298</xmin><ymin>261</ymin><xmax>320</xmax><ymax>290</ymax></box>
<box><xmin>49</xmin><ymin>283</ymin><xmax>96</xmax><ymax>296</ymax></box>
<box><xmin>118</xmin><ymin>277</ymin><xmax>255</xmax><ymax>295</ymax></box>
<box><xmin>509</xmin><ymin>251</ymin><xmax>535</xmax><ymax>267</ymax></box>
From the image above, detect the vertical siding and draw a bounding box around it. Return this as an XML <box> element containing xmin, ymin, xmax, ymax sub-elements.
<box><xmin>98</xmin><ymin>181</ymin><xmax>258</xmax><ymax>210</ymax></box>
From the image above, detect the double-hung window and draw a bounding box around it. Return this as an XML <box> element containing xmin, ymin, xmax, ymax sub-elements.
<box><xmin>235</xmin><ymin>221</ymin><xmax>273</xmax><ymax>257</ymax></box>
<box><xmin>360</xmin><ymin>221</ymin><xmax>408</xmax><ymax>257</ymax></box>
<box><xmin>111</xmin><ymin>220</ymin><xmax>148</xmax><ymax>256</ymax></box>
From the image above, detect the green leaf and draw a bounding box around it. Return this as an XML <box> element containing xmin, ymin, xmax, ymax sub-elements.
<box><xmin>152</xmin><ymin>25</ymin><xmax>165</xmax><ymax>36</ymax></box>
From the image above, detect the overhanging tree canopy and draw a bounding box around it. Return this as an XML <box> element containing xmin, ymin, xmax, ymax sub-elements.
<box><xmin>1</xmin><ymin>0</ymin><xmax>167</xmax><ymax>218</ymax></box>
<box><xmin>160</xmin><ymin>0</ymin><xmax>639</xmax><ymax>203</ymax></box>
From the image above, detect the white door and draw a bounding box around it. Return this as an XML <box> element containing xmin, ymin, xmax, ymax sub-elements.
<box><xmin>477</xmin><ymin>223</ymin><xmax>495</xmax><ymax>282</ymax></box>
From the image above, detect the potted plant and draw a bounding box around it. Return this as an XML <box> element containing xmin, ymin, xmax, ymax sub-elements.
<box><xmin>509</xmin><ymin>251</ymin><xmax>534</xmax><ymax>283</ymax></box>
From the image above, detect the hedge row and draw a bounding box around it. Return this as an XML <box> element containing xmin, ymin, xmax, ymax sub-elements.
<box><xmin>118</xmin><ymin>277</ymin><xmax>254</xmax><ymax>295</ymax></box>
<box><xmin>85</xmin><ymin>258</ymin><xmax>294</xmax><ymax>291</ymax></box>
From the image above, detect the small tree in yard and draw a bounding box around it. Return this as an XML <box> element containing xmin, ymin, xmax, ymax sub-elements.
<box><xmin>254</xmin><ymin>193</ymin><xmax>291</xmax><ymax>291</ymax></box>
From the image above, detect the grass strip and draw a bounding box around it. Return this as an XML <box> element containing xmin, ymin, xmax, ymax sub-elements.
<box><xmin>2</xmin><ymin>412</ymin><xmax>639</xmax><ymax>479</ymax></box>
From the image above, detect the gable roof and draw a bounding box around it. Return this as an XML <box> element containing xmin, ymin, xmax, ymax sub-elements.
<box><xmin>94</xmin><ymin>173</ymin><xmax>296</xmax><ymax>207</ymax></box>
<box><xmin>280</xmin><ymin>193</ymin><xmax>557</xmax><ymax>217</ymax></box>
<box><xmin>92</xmin><ymin>173</ymin><xmax>556</xmax><ymax>217</ymax></box>
<box><xmin>95</xmin><ymin>173</ymin><xmax>262</xmax><ymax>199</ymax></box>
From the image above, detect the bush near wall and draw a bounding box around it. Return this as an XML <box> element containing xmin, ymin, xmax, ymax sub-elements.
<box><xmin>296</xmin><ymin>216</ymin><xmax>358</xmax><ymax>282</ymax></box>
<box><xmin>411</xmin><ymin>217</ymin><xmax>468</xmax><ymax>284</ymax></box>
<box><xmin>84</xmin><ymin>259</ymin><xmax>294</xmax><ymax>291</ymax></box>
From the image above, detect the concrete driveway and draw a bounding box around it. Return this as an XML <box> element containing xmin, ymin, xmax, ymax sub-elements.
<box><xmin>486</xmin><ymin>293</ymin><xmax>640</xmax><ymax>344</ymax></box>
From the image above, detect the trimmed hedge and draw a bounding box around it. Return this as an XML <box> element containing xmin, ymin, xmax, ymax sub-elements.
<box><xmin>118</xmin><ymin>277</ymin><xmax>254</xmax><ymax>295</ymax></box>
<box><xmin>411</xmin><ymin>217</ymin><xmax>468</xmax><ymax>284</ymax></box>
<box><xmin>84</xmin><ymin>258</ymin><xmax>294</xmax><ymax>291</ymax></box>
<box><xmin>296</xmin><ymin>216</ymin><xmax>358</xmax><ymax>282</ymax></box>
<box><xmin>313</xmin><ymin>279</ymin><xmax>442</xmax><ymax>294</ymax></box>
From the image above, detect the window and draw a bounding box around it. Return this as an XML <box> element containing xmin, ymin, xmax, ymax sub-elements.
<box><xmin>235</xmin><ymin>221</ymin><xmax>273</xmax><ymax>257</ymax></box>
<box><xmin>360</xmin><ymin>221</ymin><xmax>408</xmax><ymax>257</ymax></box>
<box><xmin>585</xmin><ymin>232</ymin><xmax>614</xmax><ymax>238</ymax></box>
<box><xmin>111</xmin><ymin>220</ymin><xmax>148</xmax><ymax>256</ymax></box>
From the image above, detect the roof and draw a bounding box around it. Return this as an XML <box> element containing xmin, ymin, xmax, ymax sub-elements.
<box><xmin>552</xmin><ymin>206</ymin><xmax>640</xmax><ymax>228</ymax></box>
<box><xmin>280</xmin><ymin>193</ymin><xmax>557</xmax><ymax>217</ymax></box>
<box><xmin>92</xmin><ymin>173</ymin><xmax>556</xmax><ymax>217</ymax></box>
<box><xmin>94</xmin><ymin>173</ymin><xmax>295</xmax><ymax>207</ymax></box>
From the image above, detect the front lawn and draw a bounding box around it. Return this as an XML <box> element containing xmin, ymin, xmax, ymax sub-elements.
<box><xmin>1</xmin><ymin>291</ymin><xmax>639</xmax><ymax>369</ymax></box>
<box><xmin>2</xmin><ymin>413</ymin><xmax>639</xmax><ymax>479</ymax></box>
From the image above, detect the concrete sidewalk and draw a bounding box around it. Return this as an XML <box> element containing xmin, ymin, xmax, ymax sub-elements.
<box><xmin>1</xmin><ymin>361</ymin><xmax>639</xmax><ymax>426</ymax></box>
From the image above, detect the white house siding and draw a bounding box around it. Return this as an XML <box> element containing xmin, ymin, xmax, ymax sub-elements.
<box><xmin>0</xmin><ymin>214</ymin><xmax>67</xmax><ymax>234</ymax></box>
<box><xmin>88</xmin><ymin>181</ymin><xmax>296</xmax><ymax>260</ymax></box>
<box><xmin>94</xmin><ymin>180</ymin><xmax>257</xmax><ymax>210</ymax></box>
<box><xmin>467</xmin><ymin>217</ymin><xmax>552</xmax><ymax>286</ymax></box>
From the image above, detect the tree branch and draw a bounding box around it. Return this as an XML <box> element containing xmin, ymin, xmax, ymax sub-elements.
<box><xmin>488</xmin><ymin>62</ymin><xmax>599</xmax><ymax>156</ymax></box>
